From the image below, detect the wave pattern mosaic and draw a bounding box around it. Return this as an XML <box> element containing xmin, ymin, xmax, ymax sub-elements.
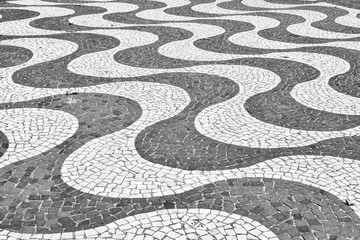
<box><xmin>1</xmin><ymin>0</ymin><xmax>360</xmax><ymax>239</ymax></box>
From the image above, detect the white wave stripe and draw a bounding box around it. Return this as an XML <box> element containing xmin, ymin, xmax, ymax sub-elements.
<box><xmin>67</xmin><ymin>30</ymin><xmax>360</xmax><ymax>147</ymax></box>
<box><xmin>216</xmin><ymin>1</ymin><xmax>360</xmax><ymax>39</ymax></box>
<box><xmin>0</xmin><ymin>209</ymin><xmax>278</xmax><ymax>240</ymax></box>
<box><xmin>278</xmin><ymin>9</ymin><xmax>360</xmax><ymax>39</ymax></box>
<box><xmin>69</xmin><ymin>0</ymin><xmax>195</xmax><ymax>27</ymax></box>
<box><xmin>242</xmin><ymin>0</ymin><xmax>318</xmax><ymax>9</ymax></box>
<box><xmin>191</xmin><ymin>0</ymin><xmax>248</xmax><ymax>15</ymax></box>
<box><xmin>154</xmin><ymin>22</ymin><xmax>360</xmax><ymax>115</ymax></box>
<box><xmin>60</xmin><ymin>98</ymin><xmax>360</xmax><ymax>211</ymax></box>
<box><xmin>67</xmin><ymin>26</ymin><xmax>238</xmax><ymax>75</ymax></box>
<box><xmin>62</xmin><ymin>28</ymin><xmax>360</xmax><ymax>217</ymax></box>
<box><xmin>6</xmin><ymin>0</ymin><xmax>74</xmax><ymax>5</ymax></box>
<box><xmin>0</xmin><ymin>40</ymin><xmax>81</xmax><ymax>171</ymax></box>
<box><xmin>0</xmin><ymin>6</ymin><xmax>74</xmax><ymax>36</ymax></box>
<box><xmin>194</xmin><ymin>1</ymin><xmax>360</xmax><ymax>39</ymax></box>
<box><xmin>158</xmin><ymin>22</ymin><xmax>232</xmax><ymax>62</ymax></box>
<box><xmin>135</xmin><ymin>0</ymin><xmax>196</xmax><ymax>22</ymax></box>
<box><xmin>0</xmin><ymin>2</ymin><xmax>358</xmax><ymax>221</ymax></box>
<box><xmin>3</xmin><ymin>11</ymin><xmax>359</xmax><ymax>146</ymax></box>
<box><xmin>288</xmin><ymin>51</ymin><xmax>356</xmax><ymax>115</ymax></box>
<box><xmin>192</xmin><ymin>0</ymin><xmax>327</xmax><ymax>15</ymax></box>
<box><xmin>67</xmin><ymin>29</ymin><xmax>162</xmax><ymax>78</ymax></box>
<box><xmin>68</xmin><ymin>2</ymin><xmax>138</xmax><ymax>28</ymax></box>
<box><xmin>6</xmin><ymin>0</ymin><xmax>115</xmax><ymax>5</ymax></box>
<box><xmin>242</xmin><ymin>0</ymin><xmax>360</xmax><ymax>30</ymax></box>
<box><xmin>191</xmin><ymin>65</ymin><xmax>360</xmax><ymax>148</ymax></box>
<box><xmin>79</xmin><ymin>0</ymin><xmax>115</xmax><ymax>2</ymax></box>
<box><xmin>0</xmin><ymin>36</ymin><xmax>80</xmax><ymax>167</ymax></box>
<box><xmin>137</xmin><ymin>0</ymin><xmax>326</xmax><ymax>25</ymax></box>
<box><xmin>66</xmin><ymin>50</ymin><xmax>360</xmax><ymax>217</ymax></box>
<box><xmin>191</xmin><ymin>0</ymin><xmax>347</xmax><ymax>23</ymax></box>
<box><xmin>66</xmin><ymin>63</ymin><xmax>360</xmax><ymax>213</ymax></box>
<box><xmin>67</xmin><ymin>0</ymin><xmax>360</xmax><ymax>42</ymax></box>
<box><xmin>336</xmin><ymin>7</ymin><xmax>360</xmax><ymax>28</ymax></box>
<box><xmin>157</xmin><ymin>20</ymin><xmax>360</xmax><ymax>61</ymax></box>
<box><xmin>5</xmin><ymin>0</ymin><xmax>357</xmax><ymax>42</ymax></box>
<box><xmin>0</xmin><ymin>38</ymin><xmax>78</xmax><ymax>103</ymax></box>
<box><xmin>229</xmin><ymin>16</ymin><xmax>360</xmax><ymax>50</ymax></box>
<box><xmin>61</xmin><ymin>91</ymin><xmax>360</xmax><ymax>213</ymax></box>
<box><xmin>61</xmin><ymin>81</ymin><xmax>191</xmax><ymax>196</ymax></box>
<box><xmin>0</xmin><ymin>108</ymin><xmax>78</xmax><ymax>168</ymax></box>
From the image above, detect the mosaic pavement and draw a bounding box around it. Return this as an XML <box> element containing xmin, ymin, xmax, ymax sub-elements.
<box><xmin>2</xmin><ymin>0</ymin><xmax>360</xmax><ymax>239</ymax></box>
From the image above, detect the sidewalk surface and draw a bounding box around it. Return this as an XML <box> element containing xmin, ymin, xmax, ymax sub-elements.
<box><xmin>0</xmin><ymin>0</ymin><xmax>360</xmax><ymax>239</ymax></box>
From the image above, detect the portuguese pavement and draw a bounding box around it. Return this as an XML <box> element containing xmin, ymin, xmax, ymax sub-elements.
<box><xmin>1</xmin><ymin>0</ymin><xmax>360</xmax><ymax>239</ymax></box>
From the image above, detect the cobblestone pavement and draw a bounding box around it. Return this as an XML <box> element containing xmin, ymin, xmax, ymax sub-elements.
<box><xmin>1</xmin><ymin>0</ymin><xmax>360</xmax><ymax>239</ymax></box>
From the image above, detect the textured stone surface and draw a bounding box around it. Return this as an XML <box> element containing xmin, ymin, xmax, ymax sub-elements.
<box><xmin>1</xmin><ymin>0</ymin><xmax>360</xmax><ymax>239</ymax></box>
<box><xmin>0</xmin><ymin>45</ymin><xmax>32</xmax><ymax>68</ymax></box>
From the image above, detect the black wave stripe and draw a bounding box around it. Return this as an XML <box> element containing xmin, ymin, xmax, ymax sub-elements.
<box><xmin>11</xmin><ymin>26</ymin><xmax>197</xmax><ymax>85</ymax></box>
<box><xmin>9</xmin><ymin>31</ymin><xmax>360</xmax><ymax>167</ymax></box>
<box><xmin>100</xmin><ymin>0</ymin><xmax>360</xmax><ymax>44</ymax></box>
<box><xmin>0</xmin><ymin>45</ymin><xmax>32</xmax><ymax>68</ymax></box>
<box><xmin>0</xmin><ymin>132</ymin><xmax>9</xmax><ymax>159</ymax></box>
<box><xmin>134</xmin><ymin>63</ymin><xmax>360</xmax><ymax>171</ymax></box>
<box><xmin>0</xmin><ymin>1</ymin><xmax>19</xmax><ymax>7</ymax></box>
<box><xmin>319</xmin><ymin>0</ymin><xmax>360</xmax><ymax>10</ymax></box>
<box><xmin>303</xmin><ymin>46</ymin><xmax>360</xmax><ymax>98</ymax></box>
<box><xmin>29</xmin><ymin>4</ymin><xmax>107</xmax><ymax>32</ymax></box>
<box><xmin>244</xmin><ymin>45</ymin><xmax>360</xmax><ymax>128</ymax></box>
<box><xmin>242</xmin><ymin>55</ymin><xmax>360</xmax><ymax>131</ymax></box>
<box><xmin>111</xmin><ymin>24</ymin><xmax>360</xmax><ymax>131</ymax></box>
<box><xmin>198</xmin><ymin>15</ymin><xmax>360</xmax><ymax>99</ymax></box>
<box><xmin>0</xmin><ymin>0</ymin><xmax>360</xmax><ymax>238</ymax></box>
<box><xmin>192</xmin><ymin>12</ymin><xmax>357</xmax><ymax>55</ymax></box>
<box><xmin>330</xmin><ymin>73</ymin><xmax>360</xmax><ymax>99</ymax></box>
<box><xmin>250</xmin><ymin>11</ymin><xmax>349</xmax><ymax>44</ymax></box>
<box><xmin>0</xmin><ymin>93</ymin><xmax>141</xmax><ymax>233</ymax></box>
<box><xmin>188</xmin><ymin>16</ymin><xmax>360</xmax><ymax>99</ymax></box>
<box><xmin>263</xmin><ymin>0</ymin><xmax>317</xmax><ymax>4</ymax></box>
<box><xmin>2</xmin><ymin>0</ymin><xmax>359</xmax><ymax>172</ymax></box>
<box><xmin>169</xmin><ymin>178</ymin><xmax>360</xmax><ymax>239</ymax></box>
<box><xmin>12</xmin><ymin>33</ymin><xmax>120</xmax><ymax>88</ymax></box>
<box><xmin>221</xmin><ymin>0</ymin><xmax>360</xmax><ymax>32</ymax></box>
<box><xmin>1</xmin><ymin>148</ymin><xmax>359</xmax><ymax>240</ymax></box>
<box><xmin>6</xmin><ymin>25</ymin><xmax>358</xmax><ymax>133</ymax></box>
<box><xmin>298</xmin><ymin>5</ymin><xmax>360</xmax><ymax>34</ymax></box>
<box><xmin>36</xmin><ymin>0</ymin><xmax>107</xmax><ymax>4</ymax></box>
<box><xmin>0</xmin><ymin>9</ymin><xmax>40</xmax><ymax>23</ymax></box>
<box><xmin>114</xmin><ymin>25</ymin><xmax>198</xmax><ymax>68</ymax></box>
<box><xmin>103</xmin><ymin>0</ymin><xmax>167</xmax><ymax>25</ymax></box>
<box><xmin>217</xmin><ymin>0</ymin><xmax>302</xmax><ymax>11</ymax></box>
<box><xmin>193</xmin><ymin>18</ymin><xmax>270</xmax><ymax>55</ymax></box>
<box><xmin>164</xmin><ymin>0</ymin><xmax>225</xmax><ymax>18</ymax></box>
